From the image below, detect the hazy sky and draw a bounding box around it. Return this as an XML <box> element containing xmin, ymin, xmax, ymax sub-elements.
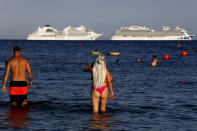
<box><xmin>0</xmin><ymin>0</ymin><xmax>197</xmax><ymax>39</ymax></box>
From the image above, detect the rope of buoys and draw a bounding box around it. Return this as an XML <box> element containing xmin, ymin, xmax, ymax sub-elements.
<box><xmin>108</xmin><ymin>52</ymin><xmax>120</xmax><ymax>56</ymax></box>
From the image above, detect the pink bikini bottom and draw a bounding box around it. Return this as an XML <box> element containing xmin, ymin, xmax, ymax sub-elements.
<box><xmin>94</xmin><ymin>86</ymin><xmax>107</xmax><ymax>94</ymax></box>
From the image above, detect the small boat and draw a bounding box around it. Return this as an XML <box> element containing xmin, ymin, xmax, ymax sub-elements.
<box><xmin>90</xmin><ymin>51</ymin><xmax>100</xmax><ymax>55</ymax></box>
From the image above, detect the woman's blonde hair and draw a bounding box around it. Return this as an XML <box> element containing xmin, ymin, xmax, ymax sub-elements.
<box><xmin>92</xmin><ymin>54</ymin><xmax>106</xmax><ymax>89</ymax></box>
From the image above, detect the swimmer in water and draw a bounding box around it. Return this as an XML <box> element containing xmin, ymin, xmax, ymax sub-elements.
<box><xmin>84</xmin><ymin>53</ymin><xmax>114</xmax><ymax>113</ymax></box>
<box><xmin>137</xmin><ymin>58</ymin><xmax>141</xmax><ymax>63</ymax></box>
<box><xmin>2</xmin><ymin>46</ymin><xmax>33</xmax><ymax>106</ymax></box>
<box><xmin>151</xmin><ymin>56</ymin><xmax>158</xmax><ymax>67</ymax></box>
<box><xmin>116</xmin><ymin>59</ymin><xmax>120</xmax><ymax>63</ymax></box>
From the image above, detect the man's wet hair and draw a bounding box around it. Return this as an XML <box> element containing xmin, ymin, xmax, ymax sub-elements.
<box><xmin>13</xmin><ymin>46</ymin><xmax>21</xmax><ymax>52</ymax></box>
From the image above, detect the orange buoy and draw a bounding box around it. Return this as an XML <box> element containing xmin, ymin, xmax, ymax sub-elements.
<box><xmin>125</xmin><ymin>43</ymin><xmax>128</xmax><ymax>46</ymax></box>
<box><xmin>108</xmin><ymin>52</ymin><xmax>120</xmax><ymax>56</ymax></box>
<box><xmin>181</xmin><ymin>51</ymin><xmax>187</xmax><ymax>56</ymax></box>
<box><xmin>8</xmin><ymin>41</ymin><xmax>11</xmax><ymax>44</ymax></box>
<box><xmin>163</xmin><ymin>54</ymin><xmax>170</xmax><ymax>60</ymax></box>
<box><xmin>177</xmin><ymin>44</ymin><xmax>181</xmax><ymax>48</ymax></box>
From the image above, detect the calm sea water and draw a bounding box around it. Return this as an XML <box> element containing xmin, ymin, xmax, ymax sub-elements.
<box><xmin>0</xmin><ymin>40</ymin><xmax>197</xmax><ymax>130</ymax></box>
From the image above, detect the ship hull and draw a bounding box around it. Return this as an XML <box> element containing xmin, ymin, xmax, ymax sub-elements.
<box><xmin>27</xmin><ymin>35</ymin><xmax>102</xmax><ymax>40</ymax></box>
<box><xmin>111</xmin><ymin>36</ymin><xmax>192</xmax><ymax>40</ymax></box>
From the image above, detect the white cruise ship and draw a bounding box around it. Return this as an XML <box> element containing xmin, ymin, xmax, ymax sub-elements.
<box><xmin>27</xmin><ymin>25</ymin><xmax>103</xmax><ymax>40</ymax></box>
<box><xmin>111</xmin><ymin>25</ymin><xmax>194</xmax><ymax>40</ymax></box>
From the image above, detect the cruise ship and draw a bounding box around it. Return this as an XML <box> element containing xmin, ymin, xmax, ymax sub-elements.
<box><xmin>27</xmin><ymin>25</ymin><xmax>103</xmax><ymax>40</ymax></box>
<box><xmin>111</xmin><ymin>26</ymin><xmax>194</xmax><ymax>40</ymax></box>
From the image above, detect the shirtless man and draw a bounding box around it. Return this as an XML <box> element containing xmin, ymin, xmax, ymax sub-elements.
<box><xmin>2</xmin><ymin>46</ymin><xmax>32</xmax><ymax>106</ymax></box>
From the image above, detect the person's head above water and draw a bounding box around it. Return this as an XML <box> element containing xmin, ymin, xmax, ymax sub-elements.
<box><xmin>137</xmin><ymin>58</ymin><xmax>141</xmax><ymax>62</ymax></box>
<box><xmin>116</xmin><ymin>59</ymin><xmax>120</xmax><ymax>63</ymax></box>
<box><xmin>95</xmin><ymin>53</ymin><xmax>105</xmax><ymax>64</ymax></box>
<box><xmin>93</xmin><ymin>53</ymin><xmax>107</xmax><ymax>89</ymax></box>
<box><xmin>153</xmin><ymin>56</ymin><xmax>157</xmax><ymax>60</ymax></box>
<box><xmin>13</xmin><ymin>46</ymin><xmax>21</xmax><ymax>56</ymax></box>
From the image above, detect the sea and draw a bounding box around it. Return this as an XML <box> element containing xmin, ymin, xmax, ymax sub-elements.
<box><xmin>0</xmin><ymin>40</ymin><xmax>197</xmax><ymax>130</ymax></box>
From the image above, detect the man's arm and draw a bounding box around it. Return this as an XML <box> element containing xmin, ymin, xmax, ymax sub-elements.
<box><xmin>27</xmin><ymin>62</ymin><xmax>33</xmax><ymax>88</ymax></box>
<box><xmin>83</xmin><ymin>64</ymin><xmax>93</xmax><ymax>73</ymax></box>
<box><xmin>106</xmin><ymin>69</ymin><xmax>114</xmax><ymax>100</ymax></box>
<box><xmin>2</xmin><ymin>62</ymin><xmax>10</xmax><ymax>93</ymax></box>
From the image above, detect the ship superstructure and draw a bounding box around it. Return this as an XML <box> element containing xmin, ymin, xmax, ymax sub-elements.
<box><xmin>27</xmin><ymin>25</ymin><xmax>102</xmax><ymax>40</ymax></box>
<box><xmin>111</xmin><ymin>26</ymin><xmax>194</xmax><ymax>40</ymax></box>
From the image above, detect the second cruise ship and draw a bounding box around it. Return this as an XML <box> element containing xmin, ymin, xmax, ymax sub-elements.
<box><xmin>111</xmin><ymin>25</ymin><xmax>194</xmax><ymax>40</ymax></box>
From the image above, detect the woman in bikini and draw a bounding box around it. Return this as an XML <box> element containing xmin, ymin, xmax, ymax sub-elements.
<box><xmin>84</xmin><ymin>53</ymin><xmax>114</xmax><ymax>113</ymax></box>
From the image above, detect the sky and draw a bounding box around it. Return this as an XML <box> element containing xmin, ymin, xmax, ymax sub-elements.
<box><xmin>0</xmin><ymin>0</ymin><xmax>197</xmax><ymax>40</ymax></box>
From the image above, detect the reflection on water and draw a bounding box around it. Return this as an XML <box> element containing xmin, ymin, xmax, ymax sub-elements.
<box><xmin>88</xmin><ymin>113</ymin><xmax>115</xmax><ymax>130</ymax></box>
<box><xmin>6</xmin><ymin>105</ymin><xmax>31</xmax><ymax>128</ymax></box>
